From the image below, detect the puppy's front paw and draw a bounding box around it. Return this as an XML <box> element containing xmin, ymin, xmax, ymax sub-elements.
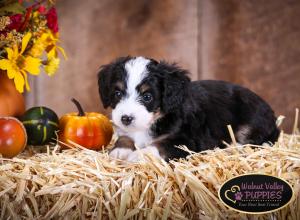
<box><xmin>127</xmin><ymin>146</ymin><xmax>162</xmax><ymax>162</ymax></box>
<box><xmin>109</xmin><ymin>148</ymin><xmax>134</xmax><ymax>160</ymax></box>
<box><xmin>127</xmin><ymin>150</ymin><xmax>144</xmax><ymax>162</ymax></box>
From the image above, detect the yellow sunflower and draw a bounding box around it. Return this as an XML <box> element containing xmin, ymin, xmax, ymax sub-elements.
<box><xmin>30</xmin><ymin>32</ymin><xmax>48</xmax><ymax>57</ymax></box>
<box><xmin>44</xmin><ymin>48</ymin><xmax>60</xmax><ymax>76</ymax></box>
<box><xmin>0</xmin><ymin>33</ymin><xmax>41</xmax><ymax>93</ymax></box>
<box><xmin>44</xmin><ymin>30</ymin><xmax>67</xmax><ymax>59</ymax></box>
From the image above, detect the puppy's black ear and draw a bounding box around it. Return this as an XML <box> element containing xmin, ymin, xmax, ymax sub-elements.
<box><xmin>155</xmin><ymin>62</ymin><xmax>191</xmax><ymax>113</ymax></box>
<box><xmin>98</xmin><ymin>64</ymin><xmax>112</xmax><ymax>108</ymax></box>
<box><xmin>98</xmin><ymin>56</ymin><xmax>132</xmax><ymax>108</ymax></box>
<box><xmin>149</xmin><ymin>58</ymin><xmax>159</xmax><ymax>65</ymax></box>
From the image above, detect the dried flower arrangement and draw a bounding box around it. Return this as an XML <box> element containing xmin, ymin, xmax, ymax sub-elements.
<box><xmin>0</xmin><ymin>0</ymin><xmax>66</xmax><ymax>93</ymax></box>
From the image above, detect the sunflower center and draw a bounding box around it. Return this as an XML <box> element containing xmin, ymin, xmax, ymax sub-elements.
<box><xmin>16</xmin><ymin>55</ymin><xmax>26</xmax><ymax>68</ymax></box>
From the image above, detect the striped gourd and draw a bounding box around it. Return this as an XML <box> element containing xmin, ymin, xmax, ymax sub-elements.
<box><xmin>21</xmin><ymin>107</ymin><xmax>59</xmax><ymax>145</ymax></box>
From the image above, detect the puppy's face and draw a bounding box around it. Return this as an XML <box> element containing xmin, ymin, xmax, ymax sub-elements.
<box><xmin>98</xmin><ymin>56</ymin><xmax>190</xmax><ymax>133</ymax></box>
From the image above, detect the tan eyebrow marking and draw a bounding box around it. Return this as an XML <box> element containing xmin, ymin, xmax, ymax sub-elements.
<box><xmin>115</xmin><ymin>81</ymin><xmax>125</xmax><ymax>90</ymax></box>
<box><xmin>139</xmin><ymin>83</ymin><xmax>150</xmax><ymax>93</ymax></box>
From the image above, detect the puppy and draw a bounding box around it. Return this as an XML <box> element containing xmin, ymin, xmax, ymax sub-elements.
<box><xmin>98</xmin><ymin>56</ymin><xmax>279</xmax><ymax>161</ymax></box>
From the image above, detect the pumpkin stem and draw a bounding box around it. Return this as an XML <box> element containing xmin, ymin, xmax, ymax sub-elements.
<box><xmin>71</xmin><ymin>98</ymin><xmax>85</xmax><ymax>116</ymax></box>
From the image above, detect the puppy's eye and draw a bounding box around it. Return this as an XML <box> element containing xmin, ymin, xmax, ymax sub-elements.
<box><xmin>142</xmin><ymin>92</ymin><xmax>153</xmax><ymax>103</ymax></box>
<box><xmin>114</xmin><ymin>90</ymin><xmax>123</xmax><ymax>99</ymax></box>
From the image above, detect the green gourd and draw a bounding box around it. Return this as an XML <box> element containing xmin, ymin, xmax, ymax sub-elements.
<box><xmin>21</xmin><ymin>107</ymin><xmax>59</xmax><ymax>145</ymax></box>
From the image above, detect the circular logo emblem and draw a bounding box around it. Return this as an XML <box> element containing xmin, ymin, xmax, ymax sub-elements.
<box><xmin>218</xmin><ymin>174</ymin><xmax>294</xmax><ymax>214</ymax></box>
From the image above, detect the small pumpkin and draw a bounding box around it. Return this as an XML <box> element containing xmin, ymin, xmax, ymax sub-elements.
<box><xmin>59</xmin><ymin>98</ymin><xmax>113</xmax><ymax>150</ymax></box>
<box><xmin>21</xmin><ymin>107</ymin><xmax>59</xmax><ymax>145</ymax></box>
<box><xmin>0</xmin><ymin>72</ymin><xmax>25</xmax><ymax>117</ymax></box>
<box><xmin>0</xmin><ymin>117</ymin><xmax>27</xmax><ymax>158</ymax></box>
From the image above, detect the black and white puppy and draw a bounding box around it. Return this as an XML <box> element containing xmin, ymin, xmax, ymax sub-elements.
<box><xmin>98</xmin><ymin>56</ymin><xmax>279</xmax><ymax>161</ymax></box>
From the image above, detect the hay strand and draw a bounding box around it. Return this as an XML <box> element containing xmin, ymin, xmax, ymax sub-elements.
<box><xmin>293</xmin><ymin>108</ymin><xmax>299</xmax><ymax>134</ymax></box>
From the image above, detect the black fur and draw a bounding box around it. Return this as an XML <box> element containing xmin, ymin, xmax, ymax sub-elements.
<box><xmin>98</xmin><ymin>56</ymin><xmax>279</xmax><ymax>160</ymax></box>
<box><xmin>148</xmin><ymin>61</ymin><xmax>190</xmax><ymax>113</ymax></box>
<box><xmin>98</xmin><ymin>56</ymin><xmax>131</xmax><ymax>108</ymax></box>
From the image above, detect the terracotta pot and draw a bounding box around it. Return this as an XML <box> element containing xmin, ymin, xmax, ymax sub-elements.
<box><xmin>0</xmin><ymin>71</ymin><xmax>25</xmax><ymax>117</ymax></box>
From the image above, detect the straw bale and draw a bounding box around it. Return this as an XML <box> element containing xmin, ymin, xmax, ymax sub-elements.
<box><xmin>0</xmin><ymin>114</ymin><xmax>299</xmax><ymax>219</ymax></box>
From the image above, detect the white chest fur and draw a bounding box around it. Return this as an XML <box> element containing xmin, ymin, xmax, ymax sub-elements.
<box><xmin>115</xmin><ymin>127</ymin><xmax>153</xmax><ymax>149</ymax></box>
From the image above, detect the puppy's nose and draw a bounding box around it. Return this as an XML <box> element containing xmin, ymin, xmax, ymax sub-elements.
<box><xmin>121</xmin><ymin>115</ymin><xmax>134</xmax><ymax>126</ymax></box>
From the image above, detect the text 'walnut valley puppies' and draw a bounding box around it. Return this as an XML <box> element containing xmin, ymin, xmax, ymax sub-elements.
<box><xmin>98</xmin><ymin>56</ymin><xmax>279</xmax><ymax>162</ymax></box>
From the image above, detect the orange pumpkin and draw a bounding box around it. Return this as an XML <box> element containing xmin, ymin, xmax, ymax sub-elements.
<box><xmin>59</xmin><ymin>98</ymin><xmax>113</xmax><ymax>150</ymax></box>
<box><xmin>0</xmin><ymin>117</ymin><xmax>27</xmax><ymax>158</ymax></box>
<box><xmin>0</xmin><ymin>72</ymin><xmax>25</xmax><ymax>117</ymax></box>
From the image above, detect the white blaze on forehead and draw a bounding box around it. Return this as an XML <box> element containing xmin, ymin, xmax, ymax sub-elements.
<box><xmin>125</xmin><ymin>57</ymin><xmax>150</xmax><ymax>95</ymax></box>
